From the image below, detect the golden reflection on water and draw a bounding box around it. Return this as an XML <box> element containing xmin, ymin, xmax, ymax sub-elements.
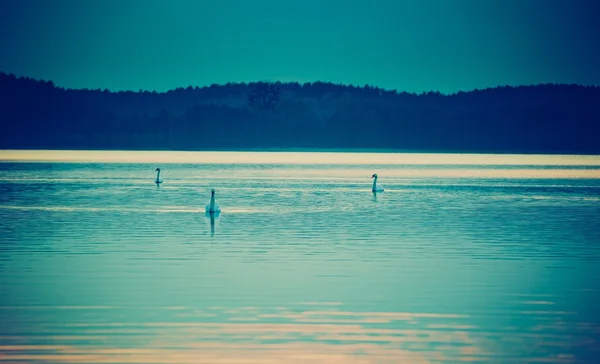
<box><xmin>1</xmin><ymin>149</ymin><xmax>600</xmax><ymax>166</ymax></box>
<box><xmin>2</xmin><ymin>150</ymin><xmax>599</xmax><ymax>181</ymax></box>
<box><xmin>0</xmin><ymin>304</ymin><xmax>595</xmax><ymax>363</ymax></box>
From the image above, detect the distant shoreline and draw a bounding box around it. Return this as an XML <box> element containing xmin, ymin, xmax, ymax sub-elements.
<box><xmin>2</xmin><ymin>74</ymin><xmax>599</xmax><ymax>155</ymax></box>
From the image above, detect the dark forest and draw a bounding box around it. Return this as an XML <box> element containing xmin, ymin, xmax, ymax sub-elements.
<box><xmin>1</xmin><ymin>72</ymin><xmax>599</xmax><ymax>153</ymax></box>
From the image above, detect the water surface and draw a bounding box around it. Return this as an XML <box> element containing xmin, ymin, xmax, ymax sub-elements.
<box><xmin>1</xmin><ymin>151</ymin><xmax>599</xmax><ymax>363</ymax></box>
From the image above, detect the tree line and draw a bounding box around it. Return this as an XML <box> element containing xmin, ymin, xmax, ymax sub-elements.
<box><xmin>1</xmin><ymin>72</ymin><xmax>599</xmax><ymax>153</ymax></box>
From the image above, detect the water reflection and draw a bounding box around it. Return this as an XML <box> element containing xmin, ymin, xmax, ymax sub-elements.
<box><xmin>1</xmin><ymin>152</ymin><xmax>599</xmax><ymax>363</ymax></box>
<box><xmin>206</xmin><ymin>211</ymin><xmax>220</xmax><ymax>236</ymax></box>
<box><xmin>0</xmin><ymin>304</ymin><xmax>596</xmax><ymax>363</ymax></box>
<box><xmin>2</xmin><ymin>149</ymin><xmax>599</xmax><ymax>167</ymax></box>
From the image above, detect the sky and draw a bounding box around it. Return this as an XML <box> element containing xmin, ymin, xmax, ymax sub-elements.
<box><xmin>1</xmin><ymin>0</ymin><xmax>599</xmax><ymax>94</ymax></box>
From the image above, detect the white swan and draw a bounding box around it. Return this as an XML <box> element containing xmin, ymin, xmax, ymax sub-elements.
<box><xmin>371</xmin><ymin>173</ymin><xmax>384</xmax><ymax>192</ymax></box>
<box><xmin>205</xmin><ymin>188</ymin><xmax>221</xmax><ymax>213</ymax></box>
<box><xmin>155</xmin><ymin>168</ymin><xmax>163</xmax><ymax>184</ymax></box>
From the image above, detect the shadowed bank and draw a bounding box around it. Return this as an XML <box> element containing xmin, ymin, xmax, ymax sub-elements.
<box><xmin>1</xmin><ymin>73</ymin><xmax>599</xmax><ymax>154</ymax></box>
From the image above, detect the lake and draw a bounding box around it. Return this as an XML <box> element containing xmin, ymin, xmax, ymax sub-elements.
<box><xmin>0</xmin><ymin>150</ymin><xmax>599</xmax><ymax>363</ymax></box>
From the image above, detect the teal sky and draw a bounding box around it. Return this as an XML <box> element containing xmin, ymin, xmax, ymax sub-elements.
<box><xmin>1</xmin><ymin>0</ymin><xmax>599</xmax><ymax>93</ymax></box>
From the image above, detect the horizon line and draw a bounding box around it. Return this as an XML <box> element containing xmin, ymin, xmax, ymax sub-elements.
<box><xmin>2</xmin><ymin>71</ymin><xmax>600</xmax><ymax>97</ymax></box>
<box><xmin>2</xmin><ymin>149</ymin><xmax>599</xmax><ymax>166</ymax></box>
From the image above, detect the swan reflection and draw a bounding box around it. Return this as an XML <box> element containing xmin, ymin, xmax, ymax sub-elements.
<box><xmin>206</xmin><ymin>210</ymin><xmax>220</xmax><ymax>237</ymax></box>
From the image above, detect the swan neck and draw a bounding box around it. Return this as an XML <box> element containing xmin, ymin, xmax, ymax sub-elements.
<box><xmin>156</xmin><ymin>170</ymin><xmax>160</xmax><ymax>181</ymax></box>
<box><xmin>372</xmin><ymin>176</ymin><xmax>377</xmax><ymax>191</ymax></box>
<box><xmin>209</xmin><ymin>194</ymin><xmax>215</xmax><ymax>210</ymax></box>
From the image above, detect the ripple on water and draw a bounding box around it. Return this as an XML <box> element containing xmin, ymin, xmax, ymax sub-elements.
<box><xmin>1</xmin><ymin>153</ymin><xmax>599</xmax><ymax>363</ymax></box>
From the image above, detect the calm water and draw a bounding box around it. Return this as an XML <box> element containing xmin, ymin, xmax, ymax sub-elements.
<box><xmin>1</xmin><ymin>151</ymin><xmax>600</xmax><ymax>363</ymax></box>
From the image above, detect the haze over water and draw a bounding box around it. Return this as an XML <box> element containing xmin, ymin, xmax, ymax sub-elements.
<box><xmin>1</xmin><ymin>151</ymin><xmax>599</xmax><ymax>363</ymax></box>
